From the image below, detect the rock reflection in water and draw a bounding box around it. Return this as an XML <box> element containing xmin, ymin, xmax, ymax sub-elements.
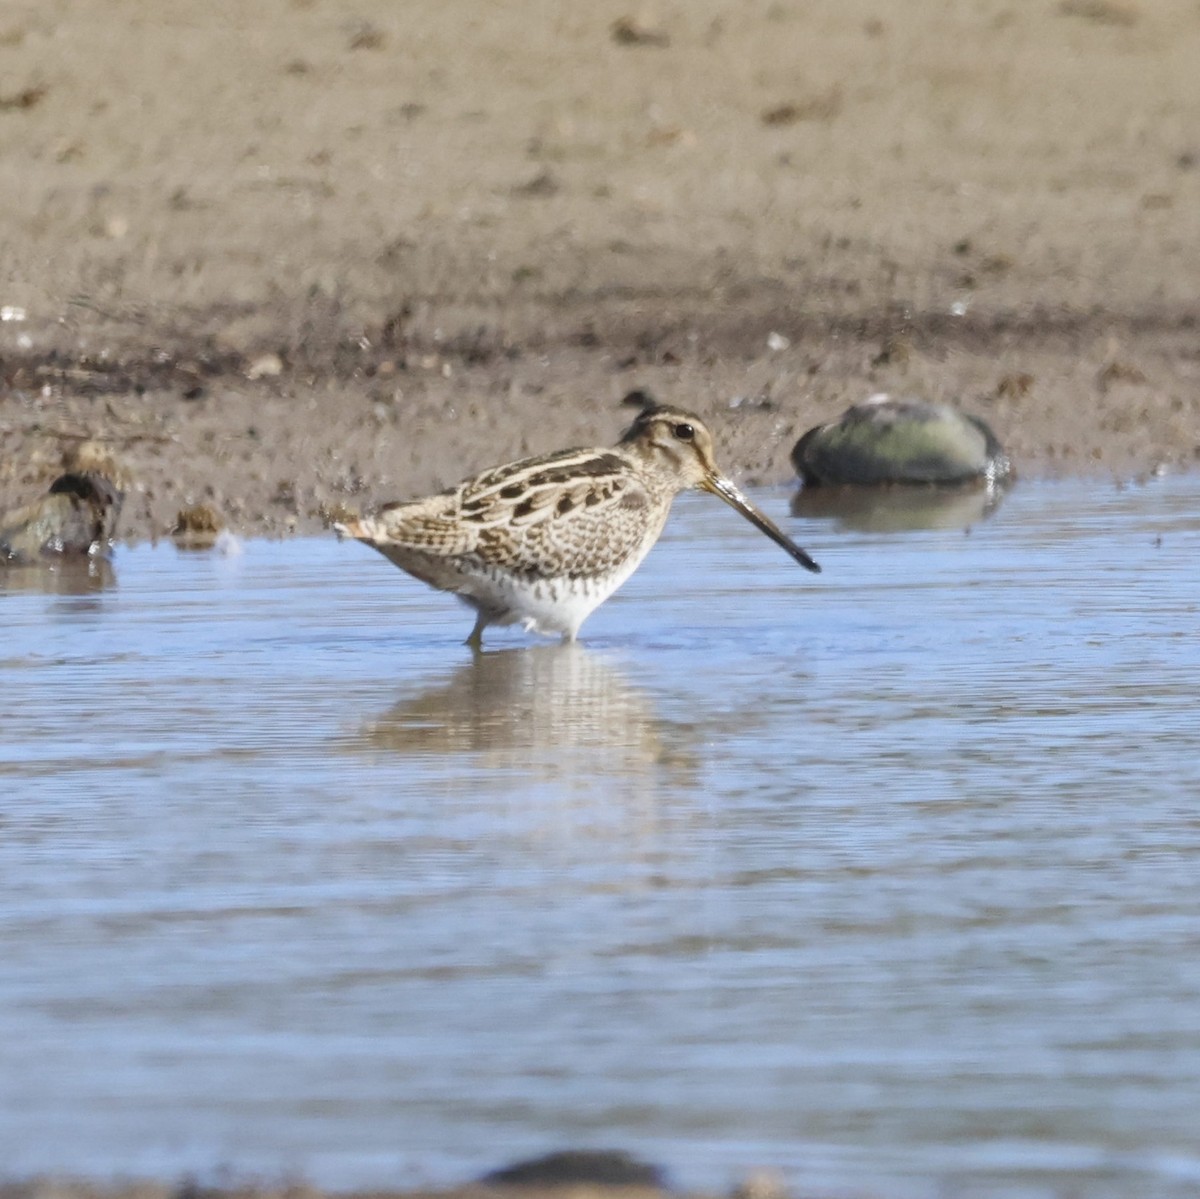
<box><xmin>791</xmin><ymin>480</ymin><xmax>1007</xmax><ymax>532</ymax></box>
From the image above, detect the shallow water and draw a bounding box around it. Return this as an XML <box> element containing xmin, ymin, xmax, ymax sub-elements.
<box><xmin>2</xmin><ymin>477</ymin><xmax>1199</xmax><ymax>1199</ymax></box>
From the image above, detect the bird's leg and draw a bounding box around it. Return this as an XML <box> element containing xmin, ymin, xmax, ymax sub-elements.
<box><xmin>465</xmin><ymin>609</ymin><xmax>489</xmax><ymax>652</ymax></box>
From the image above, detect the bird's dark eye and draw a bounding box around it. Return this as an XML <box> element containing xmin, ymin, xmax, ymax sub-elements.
<box><xmin>673</xmin><ymin>422</ymin><xmax>695</xmax><ymax>441</ymax></box>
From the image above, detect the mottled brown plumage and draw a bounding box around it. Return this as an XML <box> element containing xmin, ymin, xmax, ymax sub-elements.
<box><xmin>336</xmin><ymin>402</ymin><xmax>819</xmax><ymax>647</ymax></box>
<box><xmin>1</xmin><ymin>472</ymin><xmax>124</xmax><ymax>564</ymax></box>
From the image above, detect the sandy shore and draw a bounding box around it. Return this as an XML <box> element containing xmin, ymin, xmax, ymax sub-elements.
<box><xmin>2</xmin><ymin>0</ymin><xmax>1198</xmax><ymax>545</ymax></box>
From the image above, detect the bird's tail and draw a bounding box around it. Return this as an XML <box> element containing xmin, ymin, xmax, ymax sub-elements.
<box><xmin>333</xmin><ymin>517</ymin><xmax>370</xmax><ymax>541</ymax></box>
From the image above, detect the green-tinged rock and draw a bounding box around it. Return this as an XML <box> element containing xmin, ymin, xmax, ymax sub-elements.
<box><xmin>792</xmin><ymin>395</ymin><xmax>1012</xmax><ymax>486</ymax></box>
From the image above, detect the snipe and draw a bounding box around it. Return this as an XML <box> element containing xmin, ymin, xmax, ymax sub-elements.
<box><xmin>336</xmin><ymin>398</ymin><xmax>820</xmax><ymax>647</ymax></box>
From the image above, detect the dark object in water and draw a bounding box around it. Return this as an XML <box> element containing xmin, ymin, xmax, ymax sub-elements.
<box><xmin>0</xmin><ymin>471</ymin><xmax>124</xmax><ymax>563</ymax></box>
<box><xmin>792</xmin><ymin>395</ymin><xmax>1012</xmax><ymax>487</ymax></box>
<box><xmin>481</xmin><ymin>1149</ymin><xmax>666</xmax><ymax>1188</ymax></box>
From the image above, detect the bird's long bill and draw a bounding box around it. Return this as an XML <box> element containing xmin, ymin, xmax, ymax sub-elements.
<box><xmin>704</xmin><ymin>473</ymin><xmax>821</xmax><ymax>573</ymax></box>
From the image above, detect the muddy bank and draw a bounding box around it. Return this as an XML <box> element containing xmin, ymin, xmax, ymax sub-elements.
<box><xmin>3</xmin><ymin>302</ymin><xmax>1195</xmax><ymax>544</ymax></box>
<box><xmin>2</xmin><ymin>0</ymin><xmax>1199</xmax><ymax>543</ymax></box>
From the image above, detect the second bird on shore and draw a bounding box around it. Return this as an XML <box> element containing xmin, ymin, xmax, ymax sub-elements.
<box><xmin>335</xmin><ymin>395</ymin><xmax>820</xmax><ymax>648</ymax></box>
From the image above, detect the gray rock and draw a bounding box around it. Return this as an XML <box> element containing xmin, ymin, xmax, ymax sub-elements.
<box><xmin>792</xmin><ymin>394</ymin><xmax>1011</xmax><ymax>487</ymax></box>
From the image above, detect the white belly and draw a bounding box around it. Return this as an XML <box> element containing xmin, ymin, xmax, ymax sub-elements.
<box><xmin>460</xmin><ymin>540</ymin><xmax>657</xmax><ymax>639</ymax></box>
<box><xmin>466</xmin><ymin>566</ymin><xmax>622</xmax><ymax>639</ymax></box>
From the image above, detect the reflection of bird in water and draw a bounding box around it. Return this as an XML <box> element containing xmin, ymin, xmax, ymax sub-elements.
<box><xmin>0</xmin><ymin>553</ymin><xmax>115</xmax><ymax>596</ymax></box>
<box><xmin>347</xmin><ymin>649</ymin><xmax>706</xmax><ymax>895</ymax></box>
<box><xmin>348</xmin><ymin>645</ymin><xmax>709</xmax><ymax>861</ymax></box>
<box><xmin>336</xmin><ymin>396</ymin><xmax>819</xmax><ymax>648</ymax></box>
<box><xmin>353</xmin><ymin>644</ymin><xmax>669</xmax><ymax>766</ymax></box>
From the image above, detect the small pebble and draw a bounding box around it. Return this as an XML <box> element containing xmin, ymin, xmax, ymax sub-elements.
<box><xmin>246</xmin><ymin>352</ymin><xmax>284</xmax><ymax>380</ymax></box>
